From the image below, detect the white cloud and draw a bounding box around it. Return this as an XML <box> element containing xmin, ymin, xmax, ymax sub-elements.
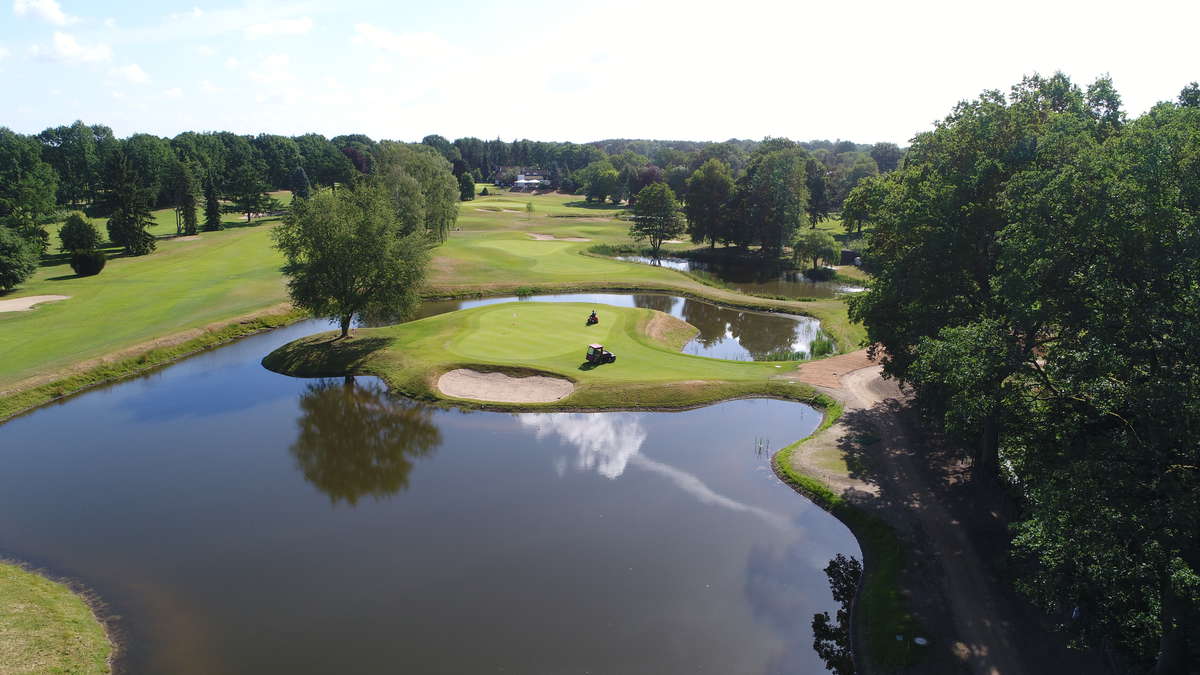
<box><xmin>352</xmin><ymin>23</ymin><xmax>454</xmax><ymax>61</ymax></box>
<box><xmin>0</xmin><ymin>44</ymin><xmax>9</xmax><ymax>61</ymax></box>
<box><xmin>103</xmin><ymin>17</ymin><xmax>116</xmax><ymax>28</ymax></box>
<box><xmin>163</xmin><ymin>87</ymin><xmax>183</xmax><ymax>98</ymax></box>
<box><xmin>13</xmin><ymin>0</ymin><xmax>75</xmax><ymax>25</ymax></box>
<box><xmin>200</xmin><ymin>79</ymin><xmax>221</xmax><ymax>93</ymax></box>
<box><xmin>196</xmin><ymin>45</ymin><xmax>215</xmax><ymax>56</ymax></box>
<box><xmin>110</xmin><ymin>63</ymin><xmax>149</xmax><ymax>84</ymax></box>
<box><xmin>110</xmin><ymin>90</ymin><xmax>124</xmax><ymax>100</ymax></box>
<box><xmin>247</xmin><ymin>52</ymin><xmax>294</xmax><ymax>83</ymax></box>
<box><xmin>224</xmin><ymin>56</ymin><xmax>239</xmax><ymax>69</ymax></box>
<box><xmin>31</xmin><ymin>32</ymin><xmax>112</xmax><ymax>64</ymax></box>
<box><xmin>244</xmin><ymin>16</ymin><xmax>313</xmax><ymax>39</ymax></box>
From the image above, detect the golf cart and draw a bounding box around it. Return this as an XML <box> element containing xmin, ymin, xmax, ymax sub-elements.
<box><xmin>585</xmin><ymin>343</ymin><xmax>616</xmax><ymax>364</ymax></box>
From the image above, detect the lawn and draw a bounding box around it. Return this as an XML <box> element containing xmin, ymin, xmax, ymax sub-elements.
<box><xmin>263</xmin><ymin>301</ymin><xmax>827</xmax><ymax>411</ymax></box>
<box><xmin>0</xmin><ymin>562</ymin><xmax>111</xmax><ymax>674</ymax></box>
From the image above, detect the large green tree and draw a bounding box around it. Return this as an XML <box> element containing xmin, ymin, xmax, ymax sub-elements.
<box><xmin>37</xmin><ymin>120</ymin><xmax>98</xmax><ymax>206</ymax></box>
<box><xmin>629</xmin><ymin>182</ymin><xmax>683</xmax><ymax>256</ymax></box>
<box><xmin>373</xmin><ymin>142</ymin><xmax>458</xmax><ymax>241</ymax></box>
<box><xmin>102</xmin><ymin>149</ymin><xmax>156</xmax><ymax>255</ymax></box>
<box><xmin>727</xmin><ymin>148</ymin><xmax>809</xmax><ymax>255</ymax></box>
<box><xmin>272</xmin><ymin>184</ymin><xmax>431</xmax><ymax>338</ymax></box>
<box><xmin>684</xmin><ymin>158</ymin><xmax>733</xmax><ymax>247</ymax></box>
<box><xmin>0</xmin><ymin>226</ymin><xmax>39</xmax><ymax>291</ymax></box>
<box><xmin>0</xmin><ymin>127</ymin><xmax>59</xmax><ymax>251</ymax></box>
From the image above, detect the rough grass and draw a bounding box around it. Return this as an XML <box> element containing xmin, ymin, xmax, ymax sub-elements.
<box><xmin>0</xmin><ymin>561</ymin><xmax>112</xmax><ymax>674</ymax></box>
<box><xmin>263</xmin><ymin>301</ymin><xmax>823</xmax><ymax>410</ymax></box>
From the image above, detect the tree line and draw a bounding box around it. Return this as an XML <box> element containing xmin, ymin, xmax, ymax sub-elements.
<box><xmin>849</xmin><ymin>74</ymin><xmax>1200</xmax><ymax>672</ymax></box>
<box><xmin>0</xmin><ymin>124</ymin><xmax>461</xmax><ymax>290</ymax></box>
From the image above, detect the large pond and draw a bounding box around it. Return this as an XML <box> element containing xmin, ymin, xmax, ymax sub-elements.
<box><xmin>0</xmin><ymin>317</ymin><xmax>859</xmax><ymax>674</ymax></box>
<box><xmin>616</xmin><ymin>255</ymin><xmax>864</xmax><ymax>299</ymax></box>
<box><xmin>418</xmin><ymin>292</ymin><xmax>828</xmax><ymax>361</ymax></box>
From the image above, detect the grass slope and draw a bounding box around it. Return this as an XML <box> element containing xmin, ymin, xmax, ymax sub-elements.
<box><xmin>0</xmin><ymin>562</ymin><xmax>111</xmax><ymax>674</ymax></box>
<box><xmin>264</xmin><ymin>301</ymin><xmax>826</xmax><ymax>410</ymax></box>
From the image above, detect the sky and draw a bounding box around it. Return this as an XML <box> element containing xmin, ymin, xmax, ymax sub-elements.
<box><xmin>1</xmin><ymin>0</ymin><xmax>1197</xmax><ymax>145</ymax></box>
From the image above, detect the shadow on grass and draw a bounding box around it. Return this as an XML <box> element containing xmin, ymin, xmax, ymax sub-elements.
<box><xmin>562</xmin><ymin>200</ymin><xmax>625</xmax><ymax>210</ymax></box>
<box><xmin>265</xmin><ymin>336</ymin><xmax>393</xmax><ymax>377</ymax></box>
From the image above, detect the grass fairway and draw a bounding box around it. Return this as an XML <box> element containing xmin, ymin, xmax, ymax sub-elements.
<box><xmin>264</xmin><ymin>301</ymin><xmax>828</xmax><ymax>410</ymax></box>
<box><xmin>0</xmin><ymin>562</ymin><xmax>111</xmax><ymax>674</ymax></box>
<box><xmin>0</xmin><ymin>220</ymin><xmax>288</xmax><ymax>390</ymax></box>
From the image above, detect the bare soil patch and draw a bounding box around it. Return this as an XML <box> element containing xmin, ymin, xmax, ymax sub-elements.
<box><xmin>437</xmin><ymin>369</ymin><xmax>574</xmax><ymax>403</ymax></box>
<box><xmin>527</xmin><ymin>233</ymin><xmax>591</xmax><ymax>242</ymax></box>
<box><xmin>174</xmin><ymin>235</ymin><xmax>201</xmax><ymax>241</ymax></box>
<box><xmin>0</xmin><ymin>295</ymin><xmax>69</xmax><ymax>313</ymax></box>
<box><xmin>788</xmin><ymin>348</ymin><xmax>877</xmax><ymax>389</ymax></box>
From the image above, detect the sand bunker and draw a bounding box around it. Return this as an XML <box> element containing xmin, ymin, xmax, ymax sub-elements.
<box><xmin>438</xmin><ymin>369</ymin><xmax>574</xmax><ymax>403</ymax></box>
<box><xmin>527</xmin><ymin>233</ymin><xmax>591</xmax><ymax>242</ymax></box>
<box><xmin>0</xmin><ymin>295</ymin><xmax>69</xmax><ymax>313</ymax></box>
<box><xmin>175</xmin><ymin>235</ymin><xmax>201</xmax><ymax>241</ymax></box>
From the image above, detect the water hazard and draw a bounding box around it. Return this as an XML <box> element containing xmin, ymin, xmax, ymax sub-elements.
<box><xmin>0</xmin><ymin>319</ymin><xmax>860</xmax><ymax>674</ymax></box>
<box><xmin>616</xmin><ymin>255</ymin><xmax>865</xmax><ymax>300</ymax></box>
<box><xmin>418</xmin><ymin>292</ymin><xmax>828</xmax><ymax>361</ymax></box>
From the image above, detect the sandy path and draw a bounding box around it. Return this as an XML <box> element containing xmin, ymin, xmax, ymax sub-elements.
<box><xmin>0</xmin><ymin>295</ymin><xmax>69</xmax><ymax>313</ymax></box>
<box><xmin>437</xmin><ymin>369</ymin><xmax>574</xmax><ymax>403</ymax></box>
<box><xmin>789</xmin><ymin>352</ymin><xmax>1042</xmax><ymax>674</ymax></box>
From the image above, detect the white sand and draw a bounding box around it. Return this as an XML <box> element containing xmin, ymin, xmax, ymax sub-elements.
<box><xmin>0</xmin><ymin>295</ymin><xmax>69</xmax><ymax>313</ymax></box>
<box><xmin>437</xmin><ymin>369</ymin><xmax>574</xmax><ymax>403</ymax></box>
<box><xmin>527</xmin><ymin>233</ymin><xmax>591</xmax><ymax>242</ymax></box>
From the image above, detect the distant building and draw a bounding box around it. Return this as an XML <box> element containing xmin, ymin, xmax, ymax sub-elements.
<box><xmin>494</xmin><ymin>167</ymin><xmax>552</xmax><ymax>191</ymax></box>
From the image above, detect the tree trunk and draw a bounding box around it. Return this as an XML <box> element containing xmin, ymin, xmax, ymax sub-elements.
<box><xmin>339</xmin><ymin>315</ymin><xmax>352</xmax><ymax>339</ymax></box>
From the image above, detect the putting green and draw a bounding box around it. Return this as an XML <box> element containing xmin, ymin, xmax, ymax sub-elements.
<box><xmin>264</xmin><ymin>302</ymin><xmax>823</xmax><ymax>410</ymax></box>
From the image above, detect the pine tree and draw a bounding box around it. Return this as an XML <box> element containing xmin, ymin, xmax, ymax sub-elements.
<box><xmin>203</xmin><ymin>175</ymin><xmax>223</xmax><ymax>231</ymax></box>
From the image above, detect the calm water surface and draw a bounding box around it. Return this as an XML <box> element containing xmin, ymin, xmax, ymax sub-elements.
<box><xmin>0</xmin><ymin>318</ymin><xmax>859</xmax><ymax>674</ymax></box>
<box><xmin>615</xmin><ymin>256</ymin><xmax>865</xmax><ymax>300</ymax></box>
<box><xmin>419</xmin><ymin>292</ymin><xmax>827</xmax><ymax>360</ymax></box>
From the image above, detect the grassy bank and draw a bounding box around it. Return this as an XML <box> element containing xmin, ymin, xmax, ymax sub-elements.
<box><xmin>0</xmin><ymin>561</ymin><xmax>112</xmax><ymax>674</ymax></box>
<box><xmin>773</xmin><ymin>429</ymin><xmax>925</xmax><ymax>669</ymax></box>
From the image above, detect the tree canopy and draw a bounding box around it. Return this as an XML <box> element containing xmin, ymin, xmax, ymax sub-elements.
<box><xmin>272</xmin><ymin>184</ymin><xmax>431</xmax><ymax>338</ymax></box>
<box><xmin>629</xmin><ymin>182</ymin><xmax>683</xmax><ymax>256</ymax></box>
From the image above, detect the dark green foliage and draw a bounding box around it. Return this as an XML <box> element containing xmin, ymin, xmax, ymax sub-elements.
<box><xmin>0</xmin><ymin>127</ymin><xmax>59</xmax><ymax>251</ymax></box>
<box><xmin>58</xmin><ymin>212</ymin><xmax>102</xmax><ymax>252</ymax></box>
<box><xmin>68</xmin><ymin>249</ymin><xmax>106</xmax><ymax>276</ymax></box>
<box><xmin>37</xmin><ymin>120</ymin><xmax>99</xmax><ymax>206</ymax></box>
<box><xmin>811</xmin><ymin>554</ymin><xmax>861</xmax><ymax>675</ymax></box>
<box><xmin>480</xmin><ymin>186</ymin><xmax>489</xmax><ymax>196</ymax></box>
<box><xmin>167</xmin><ymin>159</ymin><xmax>200</xmax><ymax>235</ymax></box>
<box><xmin>727</xmin><ymin>148</ymin><xmax>809</xmax><ymax>255</ymax></box>
<box><xmin>458</xmin><ymin>172</ymin><xmax>475</xmax><ymax>201</ymax></box>
<box><xmin>289</xmin><ymin>166</ymin><xmax>311</xmax><ymax>200</ymax></box>
<box><xmin>102</xmin><ymin>149</ymin><xmax>156</xmax><ymax>256</ymax></box>
<box><xmin>226</xmin><ymin>160</ymin><xmax>272</xmax><ymax>222</ymax></box>
<box><xmin>203</xmin><ymin>176</ymin><xmax>223</xmax><ymax>231</ymax></box>
<box><xmin>850</xmin><ymin>73</ymin><xmax>1200</xmax><ymax>670</ymax></box>
<box><xmin>372</xmin><ymin>142</ymin><xmax>459</xmax><ymax>241</ymax></box>
<box><xmin>684</xmin><ymin>159</ymin><xmax>733</xmax><ymax>246</ymax></box>
<box><xmin>0</xmin><ymin>226</ymin><xmax>39</xmax><ymax>291</ymax></box>
<box><xmin>792</xmin><ymin>228</ymin><xmax>837</xmax><ymax>270</ymax></box>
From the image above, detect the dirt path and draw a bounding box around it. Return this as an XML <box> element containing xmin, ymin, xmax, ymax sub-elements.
<box><xmin>789</xmin><ymin>352</ymin><xmax>1084</xmax><ymax>674</ymax></box>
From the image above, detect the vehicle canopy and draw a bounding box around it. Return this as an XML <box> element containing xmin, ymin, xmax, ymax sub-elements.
<box><xmin>589</xmin><ymin>343</ymin><xmax>603</xmax><ymax>350</ymax></box>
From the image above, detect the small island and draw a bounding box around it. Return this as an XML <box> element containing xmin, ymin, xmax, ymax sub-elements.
<box><xmin>263</xmin><ymin>301</ymin><xmax>830</xmax><ymax>411</ymax></box>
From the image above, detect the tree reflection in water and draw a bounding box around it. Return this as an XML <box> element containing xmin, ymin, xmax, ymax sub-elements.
<box><xmin>812</xmin><ymin>553</ymin><xmax>861</xmax><ymax>675</ymax></box>
<box><xmin>290</xmin><ymin>377</ymin><xmax>442</xmax><ymax>506</ymax></box>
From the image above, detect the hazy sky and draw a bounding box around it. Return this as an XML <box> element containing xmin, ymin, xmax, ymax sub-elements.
<box><xmin>2</xmin><ymin>0</ymin><xmax>1197</xmax><ymax>145</ymax></box>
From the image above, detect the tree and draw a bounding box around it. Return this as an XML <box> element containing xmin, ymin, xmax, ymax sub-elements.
<box><xmin>1178</xmin><ymin>81</ymin><xmax>1200</xmax><ymax>108</ymax></box>
<box><xmin>252</xmin><ymin>134</ymin><xmax>303</xmax><ymax>188</ymax></box>
<box><xmin>226</xmin><ymin>160</ymin><xmax>272</xmax><ymax>222</ymax></box>
<box><xmin>58</xmin><ymin>212</ymin><xmax>102</xmax><ymax>252</ymax></box>
<box><xmin>727</xmin><ymin>148</ymin><xmax>809</xmax><ymax>255</ymax></box>
<box><xmin>102</xmin><ymin>149</ymin><xmax>156</xmax><ymax>255</ymax></box>
<box><xmin>373</xmin><ymin>142</ymin><xmax>459</xmax><ymax>241</ymax></box>
<box><xmin>869</xmin><ymin>141</ymin><xmax>904</xmax><ymax>172</ymax></box>
<box><xmin>458</xmin><ymin>172</ymin><xmax>475</xmax><ymax>201</ymax></box>
<box><xmin>0</xmin><ymin>226</ymin><xmax>39</xmax><ymax>291</ymax></box>
<box><xmin>167</xmin><ymin>159</ymin><xmax>200</xmax><ymax>235</ymax></box>
<box><xmin>37</xmin><ymin>120</ymin><xmax>98</xmax><ymax>207</ymax></box>
<box><xmin>203</xmin><ymin>175</ymin><xmax>223</xmax><ymax>231</ymax></box>
<box><xmin>792</xmin><ymin>228</ymin><xmax>837</xmax><ymax>270</ymax></box>
<box><xmin>811</xmin><ymin>554</ymin><xmax>861</xmax><ymax>675</ymax></box>
<box><xmin>684</xmin><ymin>159</ymin><xmax>733</xmax><ymax>247</ymax></box>
<box><xmin>290</xmin><ymin>166</ymin><xmax>312</xmax><ymax>200</ymax></box>
<box><xmin>629</xmin><ymin>183</ymin><xmax>683</xmax><ymax>256</ymax></box>
<box><xmin>0</xmin><ymin>127</ymin><xmax>59</xmax><ymax>251</ymax></box>
<box><xmin>272</xmin><ymin>184</ymin><xmax>431</xmax><ymax>338</ymax></box>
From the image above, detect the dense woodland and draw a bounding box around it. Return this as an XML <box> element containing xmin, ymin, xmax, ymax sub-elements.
<box><xmin>851</xmin><ymin>74</ymin><xmax>1200</xmax><ymax>672</ymax></box>
<box><xmin>0</xmin><ymin>124</ymin><xmax>898</xmax><ymax>289</ymax></box>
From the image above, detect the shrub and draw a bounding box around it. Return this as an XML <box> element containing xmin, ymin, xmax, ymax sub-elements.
<box><xmin>480</xmin><ymin>187</ymin><xmax>490</xmax><ymax>196</ymax></box>
<box><xmin>69</xmin><ymin>250</ymin><xmax>107</xmax><ymax>276</ymax></box>
<box><xmin>59</xmin><ymin>212</ymin><xmax>103</xmax><ymax>252</ymax></box>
